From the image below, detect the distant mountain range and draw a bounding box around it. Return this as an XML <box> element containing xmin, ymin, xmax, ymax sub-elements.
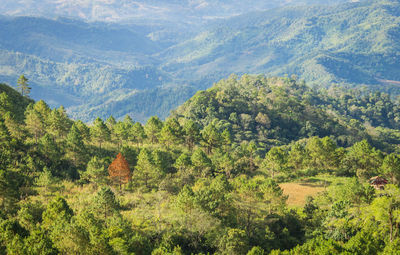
<box><xmin>0</xmin><ymin>0</ymin><xmax>350</xmax><ymax>24</ymax></box>
<box><xmin>0</xmin><ymin>0</ymin><xmax>399</xmax><ymax>122</ymax></box>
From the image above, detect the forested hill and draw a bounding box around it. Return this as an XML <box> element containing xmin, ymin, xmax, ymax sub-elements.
<box><xmin>172</xmin><ymin>75</ymin><xmax>400</xmax><ymax>151</ymax></box>
<box><xmin>3</xmin><ymin>76</ymin><xmax>400</xmax><ymax>254</ymax></box>
<box><xmin>0</xmin><ymin>83</ymin><xmax>33</xmax><ymax>121</ymax></box>
<box><xmin>162</xmin><ymin>0</ymin><xmax>400</xmax><ymax>90</ymax></box>
<box><xmin>1</xmin><ymin>0</ymin><xmax>400</xmax><ymax>122</ymax></box>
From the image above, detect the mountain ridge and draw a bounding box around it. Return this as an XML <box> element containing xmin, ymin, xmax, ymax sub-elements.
<box><xmin>1</xmin><ymin>0</ymin><xmax>400</xmax><ymax>121</ymax></box>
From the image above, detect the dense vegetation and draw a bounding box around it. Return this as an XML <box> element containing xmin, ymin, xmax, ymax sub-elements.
<box><xmin>1</xmin><ymin>0</ymin><xmax>399</xmax><ymax>122</ymax></box>
<box><xmin>173</xmin><ymin>75</ymin><xmax>400</xmax><ymax>151</ymax></box>
<box><xmin>2</xmin><ymin>75</ymin><xmax>400</xmax><ymax>254</ymax></box>
<box><xmin>163</xmin><ymin>0</ymin><xmax>400</xmax><ymax>88</ymax></box>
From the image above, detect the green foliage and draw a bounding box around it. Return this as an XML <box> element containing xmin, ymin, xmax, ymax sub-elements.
<box><xmin>81</xmin><ymin>156</ymin><xmax>108</xmax><ymax>187</ymax></box>
<box><xmin>93</xmin><ymin>186</ymin><xmax>119</xmax><ymax>219</ymax></box>
<box><xmin>145</xmin><ymin>116</ymin><xmax>163</xmax><ymax>144</ymax></box>
<box><xmin>17</xmin><ymin>74</ymin><xmax>31</xmax><ymax>97</ymax></box>
<box><xmin>66</xmin><ymin>124</ymin><xmax>86</xmax><ymax>166</ymax></box>
<box><xmin>90</xmin><ymin>117</ymin><xmax>111</xmax><ymax>148</ymax></box>
<box><xmin>133</xmin><ymin>148</ymin><xmax>165</xmax><ymax>190</ymax></box>
<box><xmin>2</xmin><ymin>75</ymin><xmax>400</xmax><ymax>254</ymax></box>
<box><xmin>218</xmin><ymin>228</ymin><xmax>249</xmax><ymax>255</ymax></box>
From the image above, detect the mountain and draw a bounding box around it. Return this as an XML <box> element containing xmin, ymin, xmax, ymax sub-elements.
<box><xmin>0</xmin><ymin>16</ymin><xmax>173</xmax><ymax>121</ymax></box>
<box><xmin>162</xmin><ymin>0</ymin><xmax>400</xmax><ymax>90</ymax></box>
<box><xmin>0</xmin><ymin>0</ymin><xmax>349</xmax><ymax>24</ymax></box>
<box><xmin>1</xmin><ymin>0</ymin><xmax>399</xmax><ymax>122</ymax></box>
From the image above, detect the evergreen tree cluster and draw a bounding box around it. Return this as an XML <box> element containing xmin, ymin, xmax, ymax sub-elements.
<box><xmin>2</xmin><ymin>76</ymin><xmax>400</xmax><ymax>254</ymax></box>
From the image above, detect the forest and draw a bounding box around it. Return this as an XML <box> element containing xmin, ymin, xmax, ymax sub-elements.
<box><xmin>2</xmin><ymin>75</ymin><xmax>400</xmax><ymax>254</ymax></box>
<box><xmin>1</xmin><ymin>0</ymin><xmax>399</xmax><ymax>122</ymax></box>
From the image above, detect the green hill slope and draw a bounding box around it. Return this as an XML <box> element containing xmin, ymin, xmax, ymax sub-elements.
<box><xmin>172</xmin><ymin>74</ymin><xmax>400</xmax><ymax>150</ymax></box>
<box><xmin>1</xmin><ymin>0</ymin><xmax>400</xmax><ymax>122</ymax></box>
<box><xmin>162</xmin><ymin>0</ymin><xmax>400</xmax><ymax>89</ymax></box>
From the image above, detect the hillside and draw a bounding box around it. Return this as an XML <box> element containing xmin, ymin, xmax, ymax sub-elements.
<box><xmin>0</xmin><ymin>83</ymin><xmax>33</xmax><ymax>120</ymax></box>
<box><xmin>2</xmin><ymin>77</ymin><xmax>400</xmax><ymax>254</ymax></box>
<box><xmin>162</xmin><ymin>0</ymin><xmax>400</xmax><ymax>89</ymax></box>
<box><xmin>1</xmin><ymin>0</ymin><xmax>399</xmax><ymax>122</ymax></box>
<box><xmin>172</xmin><ymin>75</ymin><xmax>400</xmax><ymax>151</ymax></box>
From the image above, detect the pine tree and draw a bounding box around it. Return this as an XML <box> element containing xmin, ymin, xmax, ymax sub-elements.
<box><xmin>93</xmin><ymin>186</ymin><xmax>119</xmax><ymax>219</ymax></box>
<box><xmin>17</xmin><ymin>74</ymin><xmax>31</xmax><ymax>97</ymax></box>
<box><xmin>160</xmin><ymin>118</ymin><xmax>183</xmax><ymax>148</ymax></box>
<box><xmin>90</xmin><ymin>117</ymin><xmax>111</xmax><ymax>149</ymax></box>
<box><xmin>191</xmin><ymin>148</ymin><xmax>213</xmax><ymax>177</ymax></box>
<box><xmin>74</xmin><ymin>120</ymin><xmax>90</xmax><ymax>143</ymax></box>
<box><xmin>66</xmin><ymin>124</ymin><xmax>85</xmax><ymax>165</ymax></box>
<box><xmin>201</xmin><ymin>123</ymin><xmax>222</xmax><ymax>154</ymax></box>
<box><xmin>25</xmin><ymin>104</ymin><xmax>45</xmax><ymax>144</ymax></box>
<box><xmin>145</xmin><ymin>116</ymin><xmax>163</xmax><ymax>144</ymax></box>
<box><xmin>82</xmin><ymin>156</ymin><xmax>108</xmax><ymax>187</ymax></box>
<box><xmin>133</xmin><ymin>148</ymin><xmax>163</xmax><ymax>190</ymax></box>
<box><xmin>183</xmin><ymin>120</ymin><xmax>201</xmax><ymax>151</ymax></box>
<box><xmin>131</xmin><ymin>122</ymin><xmax>146</xmax><ymax>145</ymax></box>
<box><xmin>108</xmin><ymin>153</ymin><xmax>131</xmax><ymax>190</ymax></box>
<box><xmin>48</xmin><ymin>107</ymin><xmax>69</xmax><ymax>139</ymax></box>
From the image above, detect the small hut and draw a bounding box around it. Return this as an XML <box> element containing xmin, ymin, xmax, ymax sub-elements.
<box><xmin>108</xmin><ymin>153</ymin><xmax>131</xmax><ymax>189</ymax></box>
<box><xmin>369</xmin><ymin>176</ymin><xmax>388</xmax><ymax>190</ymax></box>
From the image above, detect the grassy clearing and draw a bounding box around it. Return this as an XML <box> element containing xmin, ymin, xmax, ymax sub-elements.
<box><xmin>280</xmin><ymin>175</ymin><xmax>357</xmax><ymax>207</ymax></box>
<box><xmin>280</xmin><ymin>180</ymin><xmax>326</xmax><ymax>207</ymax></box>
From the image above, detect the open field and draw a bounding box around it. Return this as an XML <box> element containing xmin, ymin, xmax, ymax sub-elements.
<box><xmin>280</xmin><ymin>181</ymin><xmax>326</xmax><ymax>207</ymax></box>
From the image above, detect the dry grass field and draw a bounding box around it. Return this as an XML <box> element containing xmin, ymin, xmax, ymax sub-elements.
<box><xmin>280</xmin><ymin>181</ymin><xmax>326</xmax><ymax>207</ymax></box>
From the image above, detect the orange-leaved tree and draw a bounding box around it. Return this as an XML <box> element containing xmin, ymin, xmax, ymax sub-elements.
<box><xmin>108</xmin><ymin>153</ymin><xmax>131</xmax><ymax>190</ymax></box>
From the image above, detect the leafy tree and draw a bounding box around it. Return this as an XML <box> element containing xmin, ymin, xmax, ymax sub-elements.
<box><xmin>305</xmin><ymin>137</ymin><xmax>338</xmax><ymax>170</ymax></box>
<box><xmin>218</xmin><ymin>228</ymin><xmax>248</xmax><ymax>255</ymax></box>
<box><xmin>33</xmin><ymin>100</ymin><xmax>51</xmax><ymax>121</ymax></box>
<box><xmin>367</xmin><ymin>185</ymin><xmax>400</xmax><ymax>242</ymax></box>
<box><xmin>342</xmin><ymin>140</ymin><xmax>383</xmax><ymax>179</ymax></box>
<box><xmin>0</xmin><ymin>219</ymin><xmax>27</xmax><ymax>254</ymax></box>
<box><xmin>193</xmin><ymin>175</ymin><xmax>234</xmax><ymax>222</ymax></box>
<box><xmin>381</xmin><ymin>153</ymin><xmax>400</xmax><ymax>185</ymax></box>
<box><xmin>17</xmin><ymin>74</ymin><xmax>31</xmax><ymax>97</ymax></box>
<box><xmin>24</xmin><ymin>228</ymin><xmax>58</xmax><ymax>255</ymax></box>
<box><xmin>174</xmin><ymin>152</ymin><xmax>193</xmax><ymax>186</ymax></box>
<box><xmin>288</xmin><ymin>141</ymin><xmax>307</xmax><ymax>172</ymax></box>
<box><xmin>247</xmin><ymin>246</ymin><xmax>265</xmax><ymax>255</ymax></box>
<box><xmin>262</xmin><ymin>147</ymin><xmax>287</xmax><ymax>178</ymax></box>
<box><xmin>35</xmin><ymin>167</ymin><xmax>56</xmax><ymax>195</ymax></box>
<box><xmin>38</xmin><ymin>133</ymin><xmax>62</xmax><ymax>165</ymax></box>
<box><xmin>112</xmin><ymin>115</ymin><xmax>134</xmax><ymax>148</ymax></box>
<box><xmin>3</xmin><ymin>112</ymin><xmax>25</xmax><ymax>139</ymax></box>
<box><xmin>106</xmin><ymin>115</ymin><xmax>117</xmax><ymax>131</ymax></box>
<box><xmin>0</xmin><ymin>169</ymin><xmax>23</xmax><ymax>214</ymax></box>
<box><xmin>221</xmin><ymin>128</ymin><xmax>232</xmax><ymax>150</ymax></box>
